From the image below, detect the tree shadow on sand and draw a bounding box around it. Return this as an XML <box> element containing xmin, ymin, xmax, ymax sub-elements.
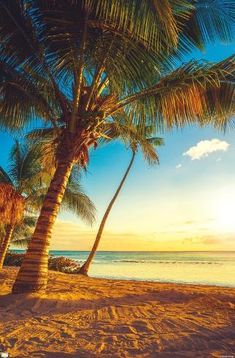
<box><xmin>0</xmin><ymin>291</ymin><xmax>234</xmax><ymax>358</ymax></box>
<box><xmin>12</xmin><ymin>323</ymin><xmax>235</xmax><ymax>358</ymax></box>
<box><xmin>0</xmin><ymin>288</ymin><xmax>203</xmax><ymax>319</ymax></box>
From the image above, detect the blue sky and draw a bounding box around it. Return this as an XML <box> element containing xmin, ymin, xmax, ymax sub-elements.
<box><xmin>1</xmin><ymin>42</ymin><xmax>235</xmax><ymax>251</ymax></box>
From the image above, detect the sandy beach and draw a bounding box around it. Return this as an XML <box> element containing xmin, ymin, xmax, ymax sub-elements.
<box><xmin>0</xmin><ymin>267</ymin><xmax>235</xmax><ymax>357</ymax></box>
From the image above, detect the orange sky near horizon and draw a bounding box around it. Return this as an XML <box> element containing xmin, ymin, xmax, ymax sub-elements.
<box><xmin>50</xmin><ymin>219</ymin><xmax>235</xmax><ymax>251</ymax></box>
<box><xmin>50</xmin><ymin>182</ymin><xmax>235</xmax><ymax>252</ymax></box>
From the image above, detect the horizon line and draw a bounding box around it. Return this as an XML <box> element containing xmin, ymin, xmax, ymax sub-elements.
<box><xmin>11</xmin><ymin>249</ymin><xmax>235</xmax><ymax>253</ymax></box>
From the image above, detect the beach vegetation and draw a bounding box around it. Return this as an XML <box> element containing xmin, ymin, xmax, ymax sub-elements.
<box><xmin>0</xmin><ymin>0</ymin><xmax>234</xmax><ymax>293</ymax></box>
<box><xmin>0</xmin><ymin>141</ymin><xmax>96</xmax><ymax>270</ymax></box>
<box><xmin>79</xmin><ymin>125</ymin><xmax>164</xmax><ymax>275</ymax></box>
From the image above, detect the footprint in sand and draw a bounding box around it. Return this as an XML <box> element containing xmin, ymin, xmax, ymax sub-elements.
<box><xmin>132</xmin><ymin>320</ymin><xmax>155</xmax><ymax>333</ymax></box>
<box><xmin>113</xmin><ymin>325</ymin><xmax>137</xmax><ymax>334</ymax></box>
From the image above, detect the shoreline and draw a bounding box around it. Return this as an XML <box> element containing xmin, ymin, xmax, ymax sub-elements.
<box><xmin>9</xmin><ymin>250</ymin><xmax>235</xmax><ymax>288</ymax></box>
<box><xmin>4</xmin><ymin>261</ymin><xmax>235</xmax><ymax>289</ymax></box>
<box><xmin>87</xmin><ymin>274</ymin><xmax>235</xmax><ymax>289</ymax></box>
<box><xmin>1</xmin><ymin>267</ymin><xmax>235</xmax><ymax>357</ymax></box>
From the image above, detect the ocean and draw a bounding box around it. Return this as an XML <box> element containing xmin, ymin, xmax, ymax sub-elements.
<box><xmin>47</xmin><ymin>250</ymin><xmax>235</xmax><ymax>287</ymax></box>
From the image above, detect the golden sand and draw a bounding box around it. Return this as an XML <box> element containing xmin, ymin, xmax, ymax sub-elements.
<box><xmin>0</xmin><ymin>267</ymin><xmax>235</xmax><ymax>357</ymax></box>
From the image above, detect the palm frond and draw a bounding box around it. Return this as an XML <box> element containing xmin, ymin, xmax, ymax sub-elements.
<box><xmin>62</xmin><ymin>174</ymin><xmax>96</xmax><ymax>225</ymax></box>
<box><xmin>0</xmin><ymin>183</ymin><xmax>25</xmax><ymax>225</ymax></box>
<box><xmin>0</xmin><ymin>60</ymin><xmax>59</xmax><ymax>129</ymax></box>
<box><xmin>27</xmin><ymin>127</ymin><xmax>65</xmax><ymax>174</ymax></box>
<box><xmin>137</xmin><ymin>136</ymin><xmax>164</xmax><ymax>165</ymax></box>
<box><xmin>180</xmin><ymin>0</ymin><xmax>235</xmax><ymax>50</ymax></box>
<box><xmin>98</xmin><ymin>116</ymin><xmax>163</xmax><ymax>165</ymax></box>
<box><xmin>112</xmin><ymin>55</ymin><xmax>235</xmax><ymax>130</ymax></box>
<box><xmin>62</xmin><ymin>191</ymin><xmax>96</xmax><ymax>226</ymax></box>
<box><xmin>9</xmin><ymin>140</ymin><xmax>44</xmax><ymax>193</ymax></box>
<box><xmin>11</xmin><ymin>215</ymin><xmax>37</xmax><ymax>248</ymax></box>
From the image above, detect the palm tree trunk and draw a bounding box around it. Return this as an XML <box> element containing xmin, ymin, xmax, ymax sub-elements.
<box><xmin>12</xmin><ymin>157</ymin><xmax>74</xmax><ymax>294</ymax></box>
<box><xmin>79</xmin><ymin>150</ymin><xmax>136</xmax><ymax>276</ymax></box>
<box><xmin>0</xmin><ymin>225</ymin><xmax>14</xmax><ymax>270</ymax></box>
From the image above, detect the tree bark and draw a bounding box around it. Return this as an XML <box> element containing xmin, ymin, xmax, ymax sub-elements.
<box><xmin>12</xmin><ymin>157</ymin><xmax>74</xmax><ymax>294</ymax></box>
<box><xmin>79</xmin><ymin>150</ymin><xmax>136</xmax><ymax>276</ymax></box>
<box><xmin>0</xmin><ymin>225</ymin><xmax>14</xmax><ymax>270</ymax></box>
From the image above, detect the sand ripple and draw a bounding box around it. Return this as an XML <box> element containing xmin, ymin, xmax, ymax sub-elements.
<box><xmin>0</xmin><ymin>267</ymin><xmax>235</xmax><ymax>357</ymax></box>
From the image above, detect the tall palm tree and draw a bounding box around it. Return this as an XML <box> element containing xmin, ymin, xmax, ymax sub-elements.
<box><xmin>0</xmin><ymin>1</ymin><xmax>234</xmax><ymax>293</ymax></box>
<box><xmin>79</xmin><ymin>126</ymin><xmax>164</xmax><ymax>275</ymax></box>
<box><xmin>0</xmin><ymin>141</ymin><xmax>96</xmax><ymax>270</ymax></box>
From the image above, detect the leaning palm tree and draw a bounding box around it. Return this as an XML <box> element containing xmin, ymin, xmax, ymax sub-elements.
<box><xmin>0</xmin><ymin>141</ymin><xmax>96</xmax><ymax>270</ymax></box>
<box><xmin>0</xmin><ymin>1</ymin><xmax>234</xmax><ymax>293</ymax></box>
<box><xmin>79</xmin><ymin>125</ymin><xmax>164</xmax><ymax>275</ymax></box>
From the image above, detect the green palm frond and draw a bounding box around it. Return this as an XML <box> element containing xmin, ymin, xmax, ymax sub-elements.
<box><xmin>0</xmin><ymin>60</ymin><xmax>59</xmax><ymax>129</ymax></box>
<box><xmin>21</xmin><ymin>215</ymin><xmax>37</xmax><ymax>228</ymax></box>
<box><xmin>112</xmin><ymin>55</ymin><xmax>235</xmax><ymax>130</ymax></box>
<box><xmin>9</xmin><ymin>140</ymin><xmax>44</xmax><ymax>192</ymax></box>
<box><xmin>2</xmin><ymin>0</ymin><xmax>232</xmax><ymax>67</ymax></box>
<box><xmin>147</xmin><ymin>137</ymin><xmax>164</xmax><ymax>147</ymax></box>
<box><xmin>98</xmin><ymin>116</ymin><xmax>163</xmax><ymax>165</ymax></box>
<box><xmin>11</xmin><ymin>215</ymin><xmax>37</xmax><ymax>248</ymax></box>
<box><xmin>180</xmin><ymin>0</ymin><xmax>235</xmax><ymax>51</ymax></box>
<box><xmin>136</xmin><ymin>136</ymin><xmax>164</xmax><ymax>165</ymax></box>
<box><xmin>0</xmin><ymin>0</ymin><xmax>234</xmax><ymax>142</ymax></box>
<box><xmin>62</xmin><ymin>178</ymin><xmax>96</xmax><ymax>225</ymax></box>
<box><xmin>0</xmin><ymin>140</ymin><xmax>48</xmax><ymax>221</ymax></box>
<box><xmin>0</xmin><ymin>1</ymin><xmax>234</xmax><ymax>173</ymax></box>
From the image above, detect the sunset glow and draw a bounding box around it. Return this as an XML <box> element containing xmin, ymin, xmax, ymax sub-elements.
<box><xmin>214</xmin><ymin>189</ymin><xmax>235</xmax><ymax>233</ymax></box>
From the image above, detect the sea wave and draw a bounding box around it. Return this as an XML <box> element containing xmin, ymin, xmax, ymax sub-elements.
<box><xmin>91</xmin><ymin>260</ymin><xmax>222</xmax><ymax>265</ymax></box>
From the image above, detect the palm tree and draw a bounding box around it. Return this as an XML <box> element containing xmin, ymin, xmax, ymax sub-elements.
<box><xmin>0</xmin><ymin>141</ymin><xmax>96</xmax><ymax>270</ymax></box>
<box><xmin>0</xmin><ymin>183</ymin><xmax>25</xmax><ymax>269</ymax></box>
<box><xmin>0</xmin><ymin>141</ymin><xmax>43</xmax><ymax>269</ymax></box>
<box><xmin>79</xmin><ymin>126</ymin><xmax>164</xmax><ymax>275</ymax></box>
<box><xmin>0</xmin><ymin>1</ymin><xmax>234</xmax><ymax>293</ymax></box>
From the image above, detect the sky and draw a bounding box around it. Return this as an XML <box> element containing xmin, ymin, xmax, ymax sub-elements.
<box><xmin>1</xmin><ymin>42</ymin><xmax>235</xmax><ymax>251</ymax></box>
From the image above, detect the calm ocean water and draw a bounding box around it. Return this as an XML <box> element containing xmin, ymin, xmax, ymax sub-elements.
<box><xmin>47</xmin><ymin>251</ymin><xmax>235</xmax><ymax>287</ymax></box>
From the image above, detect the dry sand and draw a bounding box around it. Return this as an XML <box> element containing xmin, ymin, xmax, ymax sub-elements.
<box><xmin>0</xmin><ymin>267</ymin><xmax>235</xmax><ymax>357</ymax></box>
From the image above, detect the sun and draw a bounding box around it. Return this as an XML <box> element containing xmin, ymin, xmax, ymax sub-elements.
<box><xmin>214</xmin><ymin>189</ymin><xmax>235</xmax><ymax>232</ymax></box>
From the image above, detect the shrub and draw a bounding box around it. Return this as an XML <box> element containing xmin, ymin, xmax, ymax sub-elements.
<box><xmin>48</xmin><ymin>256</ymin><xmax>81</xmax><ymax>274</ymax></box>
<box><xmin>4</xmin><ymin>252</ymin><xmax>24</xmax><ymax>266</ymax></box>
<box><xmin>4</xmin><ymin>252</ymin><xmax>80</xmax><ymax>274</ymax></box>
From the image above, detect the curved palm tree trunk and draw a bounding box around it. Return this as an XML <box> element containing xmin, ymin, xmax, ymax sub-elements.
<box><xmin>0</xmin><ymin>225</ymin><xmax>14</xmax><ymax>270</ymax></box>
<box><xmin>12</xmin><ymin>158</ymin><xmax>74</xmax><ymax>294</ymax></box>
<box><xmin>79</xmin><ymin>150</ymin><xmax>136</xmax><ymax>276</ymax></box>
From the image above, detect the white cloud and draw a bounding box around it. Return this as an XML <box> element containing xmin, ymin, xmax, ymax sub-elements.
<box><xmin>176</xmin><ymin>164</ymin><xmax>182</xmax><ymax>169</ymax></box>
<box><xmin>183</xmin><ymin>139</ymin><xmax>229</xmax><ymax>160</ymax></box>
